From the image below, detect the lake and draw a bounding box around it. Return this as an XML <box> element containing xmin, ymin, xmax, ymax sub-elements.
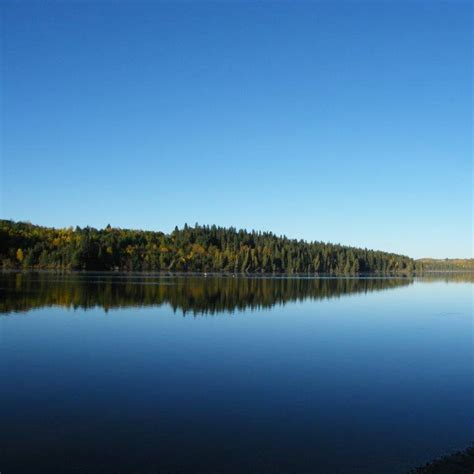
<box><xmin>0</xmin><ymin>272</ymin><xmax>472</xmax><ymax>473</ymax></box>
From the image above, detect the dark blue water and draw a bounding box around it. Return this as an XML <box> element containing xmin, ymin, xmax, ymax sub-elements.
<box><xmin>0</xmin><ymin>273</ymin><xmax>472</xmax><ymax>473</ymax></box>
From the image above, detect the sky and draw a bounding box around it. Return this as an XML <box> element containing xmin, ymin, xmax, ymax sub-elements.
<box><xmin>1</xmin><ymin>1</ymin><xmax>472</xmax><ymax>259</ymax></box>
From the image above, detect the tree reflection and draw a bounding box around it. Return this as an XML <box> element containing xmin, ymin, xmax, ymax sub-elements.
<box><xmin>0</xmin><ymin>272</ymin><xmax>421</xmax><ymax>315</ymax></box>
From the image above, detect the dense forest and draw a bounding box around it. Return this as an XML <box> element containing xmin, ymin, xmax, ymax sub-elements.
<box><xmin>416</xmin><ymin>258</ymin><xmax>474</xmax><ymax>272</ymax></box>
<box><xmin>0</xmin><ymin>220</ymin><xmax>418</xmax><ymax>274</ymax></box>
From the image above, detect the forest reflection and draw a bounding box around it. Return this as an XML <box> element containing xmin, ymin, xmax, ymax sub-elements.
<box><xmin>0</xmin><ymin>272</ymin><xmax>421</xmax><ymax>315</ymax></box>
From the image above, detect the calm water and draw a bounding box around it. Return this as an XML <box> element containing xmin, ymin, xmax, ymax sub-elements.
<box><xmin>0</xmin><ymin>273</ymin><xmax>472</xmax><ymax>474</ymax></box>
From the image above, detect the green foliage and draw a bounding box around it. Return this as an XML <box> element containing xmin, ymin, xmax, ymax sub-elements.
<box><xmin>416</xmin><ymin>258</ymin><xmax>474</xmax><ymax>272</ymax></box>
<box><xmin>0</xmin><ymin>219</ymin><xmax>415</xmax><ymax>274</ymax></box>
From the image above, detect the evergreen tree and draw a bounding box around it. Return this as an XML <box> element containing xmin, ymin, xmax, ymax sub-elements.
<box><xmin>0</xmin><ymin>219</ymin><xmax>416</xmax><ymax>274</ymax></box>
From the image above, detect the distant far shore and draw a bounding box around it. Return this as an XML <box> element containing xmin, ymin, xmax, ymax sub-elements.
<box><xmin>2</xmin><ymin>220</ymin><xmax>472</xmax><ymax>274</ymax></box>
<box><xmin>1</xmin><ymin>268</ymin><xmax>473</xmax><ymax>284</ymax></box>
<box><xmin>0</xmin><ymin>268</ymin><xmax>454</xmax><ymax>276</ymax></box>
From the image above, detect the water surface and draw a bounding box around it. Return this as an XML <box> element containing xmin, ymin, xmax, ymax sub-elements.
<box><xmin>0</xmin><ymin>273</ymin><xmax>472</xmax><ymax>473</ymax></box>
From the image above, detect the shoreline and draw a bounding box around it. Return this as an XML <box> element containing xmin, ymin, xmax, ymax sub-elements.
<box><xmin>409</xmin><ymin>447</ymin><xmax>474</xmax><ymax>473</ymax></box>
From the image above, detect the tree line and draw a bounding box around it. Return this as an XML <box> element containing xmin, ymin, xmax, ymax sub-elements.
<box><xmin>0</xmin><ymin>219</ymin><xmax>419</xmax><ymax>274</ymax></box>
<box><xmin>416</xmin><ymin>258</ymin><xmax>473</xmax><ymax>272</ymax></box>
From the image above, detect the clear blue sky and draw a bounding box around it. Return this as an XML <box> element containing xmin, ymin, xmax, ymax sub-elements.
<box><xmin>1</xmin><ymin>1</ymin><xmax>472</xmax><ymax>258</ymax></box>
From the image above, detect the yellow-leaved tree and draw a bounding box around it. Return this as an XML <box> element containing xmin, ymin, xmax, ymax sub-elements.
<box><xmin>16</xmin><ymin>248</ymin><xmax>24</xmax><ymax>263</ymax></box>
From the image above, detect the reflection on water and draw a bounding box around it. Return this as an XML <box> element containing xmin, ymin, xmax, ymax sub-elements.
<box><xmin>0</xmin><ymin>272</ymin><xmax>472</xmax><ymax>474</ymax></box>
<box><xmin>0</xmin><ymin>272</ymin><xmax>415</xmax><ymax>314</ymax></box>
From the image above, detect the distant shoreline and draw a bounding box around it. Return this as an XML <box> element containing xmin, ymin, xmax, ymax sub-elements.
<box><xmin>3</xmin><ymin>220</ymin><xmax>472</xmax><ymax>274</ymax></box>
<box><xmin>1</xmin><ymin>268</ymin><xmax>472</xmax><ymax>277</ymax></box>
